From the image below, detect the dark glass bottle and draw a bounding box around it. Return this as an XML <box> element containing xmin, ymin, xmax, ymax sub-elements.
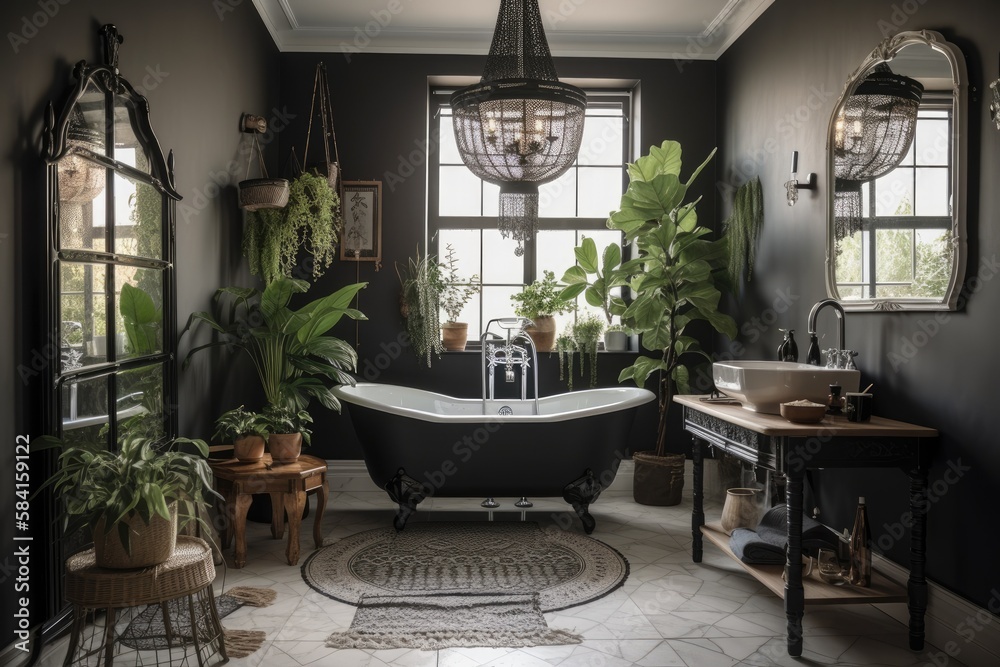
<box><xmin>827</xmin><ymin>384</ymin><xmax>844</xmax><ymax>414</ymax></box>
<box><xmin>777</xmin><ymin>329</ymin><xmax>798</xmax><ymax>362</ymax></box>
<box><xmin>806</xmin><ymin>333</ymin><xmax>821</xmax><ymax>365</ymax></box>
<box><xmin>849</xmin><ymin>497</ymin><xmax>871</xmax><ymax>587</ymax></box>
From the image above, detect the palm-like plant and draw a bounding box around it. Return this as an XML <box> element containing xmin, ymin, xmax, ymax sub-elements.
<box><xmin>183</xmin><ymin>277</ymin><xmax>366</xmax><ymax>413</ymax></box>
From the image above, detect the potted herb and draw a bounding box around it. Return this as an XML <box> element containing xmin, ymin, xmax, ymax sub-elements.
<box><xmin>438</xmin><ymin>244</ymin><xmax>481</xmax><ymax>352</ymax></box>
<box><xmin>184</xmin><ymin>277</ymin><xmax>366</xmax><ymax>413</ymax></box>
<box><xmin>604</xmin><ymin>324</ymin><xmax>630</xmax><ymax>352</ymax></box>
<box><xmin>260</xmin><ymin>404</ymin><xmax>313</xmax><ymax>463</ymax></box>
<box><xmin>214</xmin><ymin>406</ymin><xmax>268</xmax><ymax>463</ymax></box>
<box><xmin>397</xmin><ymin>245</ymin><xmax>445</xmax><ymax>366</ymax></box>
<box><xmin>242</xmin><ymin>171</ymin><xmax>341</xmax><ymax>285</ymax></box>
<box><xmin>611</xmin><ymin>140</ymin><xmax>736</xmax><ymax>506</ymax></box>
<box><xmin>510</xmin><ymin>270</ymin><xmax>575</xmax><ymax>351</ymax></box>
<box><xmin>36</xmin><ymin>428</ymin><xmax>220</xmax><ymax>568</ymax></box>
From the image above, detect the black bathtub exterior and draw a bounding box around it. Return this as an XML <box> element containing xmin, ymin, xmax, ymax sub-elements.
<box><xmin>341</xmin><ymin>401</ymin><xmax>644</xmax><ymax>532</ymax></box>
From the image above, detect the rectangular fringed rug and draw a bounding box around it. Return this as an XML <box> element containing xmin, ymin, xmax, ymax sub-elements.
<box><xmin>325</xmin><ymin>592</ymin><xmax>582</xmax><ymax>650</ymax></box>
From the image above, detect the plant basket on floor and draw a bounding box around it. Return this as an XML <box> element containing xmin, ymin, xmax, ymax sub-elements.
<box><xmin>632</xmin><ymin>451</ymin><xmax>684</xmax><ymax>506</ymax></box>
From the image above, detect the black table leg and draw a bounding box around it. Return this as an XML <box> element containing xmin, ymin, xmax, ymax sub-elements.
<box><xmin>784</xmin><ymin>467</ymin><xmax>805</xmax><ymax>657</ymax></box>
<box><xmin>908</xmin><ymin>465</ymin><xmax>929</xmax><ymax>650</ymax></box>
<box><xmin>692</xmin><ymin>437</ymin><xmax>705</xmax><ymax>563</ymax></box>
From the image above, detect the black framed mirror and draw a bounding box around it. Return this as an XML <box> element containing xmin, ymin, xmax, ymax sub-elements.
<box><xmin>825</xmin><ymin>30</ymin><xmax>968</xmax><ymax>311</ymax></box>
<box><xmin>43</xmin><ymin>24</ymin><xmax>180</xmax><ymax>448</ymax></box>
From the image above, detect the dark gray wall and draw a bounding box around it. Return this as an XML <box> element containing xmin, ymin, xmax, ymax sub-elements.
<box><xmin>717</xmin><ymin>0</ymin><xmax>999</xmax><ymax>610</ymax></box>
<box><xmin>275</xmin><ymin>52</ymin><xmax>718</xmax><ymax>461</ymax></box>
<box><xmin>2</xmin><ymin>0</ymin><xmax>277</xmax><ymax>649</ymax></box>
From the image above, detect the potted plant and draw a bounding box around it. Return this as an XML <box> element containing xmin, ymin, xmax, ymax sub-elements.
<box><xmin>214</xmin><ymin>406</ymin><xmax>268</xmax><ymax>463</ymax></box>
<box><xmin>572</xmin><ymin>313</ymin><xmax>605</xmax><ymax>388</ymax></box>
<box><xmin>260</xmin><ymin>404</ymin><xmax>313</xmax><ymax>463</ymax></box>
<box><xmin>438</xmin><ymin>244</ymin><xmax>481</xmax><ymax>352</ymax></box>
<box><xmin>184</xmin><ymin>277</ymin><xmax>366</xmax><ymax>413</ymax></box>
<box><xmin>560</xmin><ymin>236</ymin><xmax>629</xmax><ymax>325</ymax></box>
<box><xmin>242</xmin><ymin>171</ymin><xmax>341</xmax><ymax>285</ymax></box>
<box><xmin>510</xmin><ymin>270</ymin><xmax>575</xmax><ymax>352</ymax></box>
<box><xmin>604</xmin><ymin>324</ymin><xmax>630</xmax><ymax>352</ymax></box>
<box><xmin>397</xmin><ymin>245</ymin><xmax>445</xmax><ymax>366</ymax></box>
<box><xmin>611</xmin><ymin>140</ymin><xmax>737</xmax><ymax>506</ymax></box>
<box><xmin>36</xmin><ymin>426</ymin><xmax>220</xmax><ymax>568</ymax></box>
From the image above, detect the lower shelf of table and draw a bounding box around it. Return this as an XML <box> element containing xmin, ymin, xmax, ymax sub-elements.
<box><xmin>700</xmin><ymin>522</ymin><xmax>908</xmax><ymax>605</ymax></box>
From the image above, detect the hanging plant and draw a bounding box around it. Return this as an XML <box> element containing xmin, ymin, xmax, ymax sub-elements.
<box><xmin>725</xmin><ymin>176</ymin><xmax>764</xmax><ymax>284</ymax></box>
<box><xmin>555</xmin><ymin>333</ymin><xmax>576</xmax><ymax>391</ymax></box>
<box><xmin>572</xmin><ymin>313</ymin><xmax>605</xmax><ymax>389</ymax></box>
<box><xmin>242</xmin><ymin>171</ymin><xmax>341</xmax><ymax>285</ymax></box>
<box><xmin>397</xmin><ymin>246</ymin><xmax>445</xmax><ymax>367</ymax></box>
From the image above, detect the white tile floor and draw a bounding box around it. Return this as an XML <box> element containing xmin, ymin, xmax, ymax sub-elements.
<box><xmin>37</xmin><ymin>490</ymin><xmax>964</xmax><ymax>667</ymax></box>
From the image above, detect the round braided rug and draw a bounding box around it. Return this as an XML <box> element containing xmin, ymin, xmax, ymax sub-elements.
<box><xmin>302</xmin><ymin>522</ymin><xmax>628</xmax><ymax>612</ymax></box>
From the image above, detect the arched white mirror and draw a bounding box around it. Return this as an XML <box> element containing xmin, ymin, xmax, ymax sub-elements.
<box><xmin>826</xmin><ymin>30</ymin><xmax>967</xmax><ymax>311</ymax></box>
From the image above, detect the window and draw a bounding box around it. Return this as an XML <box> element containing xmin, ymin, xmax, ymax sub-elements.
<box><xmin>836</xmin><ymin>99</ymin><xmax>953</xmax><ymax>300</ymax></box>
<box><xmin>429</xmin><ymin>88</ymin><xmax>631</xmax><ymax>339</ymax></box>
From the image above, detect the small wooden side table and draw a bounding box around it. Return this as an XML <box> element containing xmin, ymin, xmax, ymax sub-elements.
<box><xmin>63</xmin><ymin>536</ymin><xmax>226</xmax><ymax>667</ymax></box>
<box><xmin>210</xmin><ymin>453</ymin><xmax>328</xmax><ymax>568</ymax></box>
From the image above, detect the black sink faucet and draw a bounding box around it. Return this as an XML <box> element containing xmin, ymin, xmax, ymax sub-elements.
<box><xmin>806</xmin><ymin>299</ymin><xmax>847</xmax><ymax>367</ymax></box>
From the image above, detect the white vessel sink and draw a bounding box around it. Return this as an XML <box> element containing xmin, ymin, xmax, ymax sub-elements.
<box><xmin>713</xmin><ymin>361</ymin><xmax>861</xmax><ymax>414</ymax></box>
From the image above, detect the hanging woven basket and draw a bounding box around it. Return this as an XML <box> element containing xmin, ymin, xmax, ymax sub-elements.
<box><xmin>238</xmin><ymin>117</ymin><xmax>289</xmax><ymax>211</ymax></box>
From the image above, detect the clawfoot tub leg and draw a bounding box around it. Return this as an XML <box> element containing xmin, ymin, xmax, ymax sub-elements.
<box><xmin>563</xmin><ymin>469</ymin><xmax>603</xmax><ymax>534</ymax></box>
<box><xmin>385</xmin><ymin>468</ymin><xmax>426</xmax><ymax>532</ymax></box>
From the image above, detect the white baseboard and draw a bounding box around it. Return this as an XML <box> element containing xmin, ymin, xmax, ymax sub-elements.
<box><xmin>872</xmin><ymin>554</ymin><xmax>1000</xmax><ymax>666</ymax></box>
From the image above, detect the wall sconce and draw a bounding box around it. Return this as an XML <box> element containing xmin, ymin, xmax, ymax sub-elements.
<box><xmin>784</xmin><ymin>150</ymin><xmax>816</xmax><ymax>206</ymax></box>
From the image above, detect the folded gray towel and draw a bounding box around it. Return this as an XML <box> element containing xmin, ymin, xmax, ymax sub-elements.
<box><xmin>728</xmin><ymin>504</ymin><xmax>841</xmax><ymax>564</ymax></box>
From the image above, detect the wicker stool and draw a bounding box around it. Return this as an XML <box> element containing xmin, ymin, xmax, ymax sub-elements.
<box><xmin>63</xmin><ymin>536</ymin><xmax>227</xmax><ymax>667</ymax></box>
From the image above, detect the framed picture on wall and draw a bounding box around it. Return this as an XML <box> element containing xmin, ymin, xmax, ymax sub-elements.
<box><xmin>340</xmin><ymin>180</ymin><xmax>382</xmax><ymax>263</ymax></box>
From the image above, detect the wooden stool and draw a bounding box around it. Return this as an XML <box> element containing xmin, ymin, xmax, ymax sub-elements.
<box><xmin>63</xmin><ymin>536</ymin><xmax>227</xmax><ymax>667</ymax></box>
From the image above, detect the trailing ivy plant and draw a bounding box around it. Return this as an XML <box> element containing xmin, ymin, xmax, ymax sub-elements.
<box><xmin>397</xmin><ymin>246</ymin><xmax>445</xmax><ymax>367</ymax></box>
<box><xmin>611</xmin><ymin>140</ymin><xmax>737</xmax><ymax>457</ymax></box>
<box><xmin>572</xmin><ymin>313</ymin><xmax>605</xmax><ymax>388</ymax></box>
<box><xmin>243</xmin><ymin>171</ymin><xmax>341</xmax><ymax>285</ymax></box>
<box><xmin>725</xmin><ymin>176</ymin><xmax>764</xmax><ymax>284</ymax></box>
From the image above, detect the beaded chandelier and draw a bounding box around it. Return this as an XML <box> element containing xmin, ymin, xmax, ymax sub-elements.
<box><xmin>834</xmin><ymin>64</ymin><xmax>923</xmax><ymax>241</ymax></box>
<box><xmin>450</xmin><ymin>0</ymin><xmax>586</xmax><ymax>256</ymax></box>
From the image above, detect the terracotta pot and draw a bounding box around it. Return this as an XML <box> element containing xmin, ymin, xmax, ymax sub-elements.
<box><xmin>441</xmin><ymin>322</ymin><xmax>469</xmax><ymax>351</ymax></box>
<box><xmin>632</xmin><ymin>451</ymin><xmax>685</xmax><ymax>506</ymax></box>
<box><xmin>233</xmin><ymin>434</ymin><xmax>266</xmax><ymax>463</ymax></box>
<box><xmin>720</xmin><ymin>488</ymin><xmax>759</xmax><ymax>534</ymax></box>
<box><xmin>524</xmin><ymin>315</ymin><xmax>557</xmax><ymax>352</ymax></box>
<box><xmin>268</xmin><ymin>432</ymin><xmax>303</xmax><ymax>463</ymax></box>
<box><xmin>93</xmin><ymin>502</ymin><xmax>178</xmax><ymax>568</ymax></box>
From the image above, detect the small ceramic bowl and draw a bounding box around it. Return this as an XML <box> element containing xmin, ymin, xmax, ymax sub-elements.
<box><xmin>780</xmin><ymin>400</ymin><xmax>827</xmax><ymax>423</ymax></box>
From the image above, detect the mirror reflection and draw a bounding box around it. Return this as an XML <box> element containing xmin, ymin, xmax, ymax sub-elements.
<box><xmin>827</xmin><ymin>31</ymin><xmax>967</xmax><ymax>310</ymax></box>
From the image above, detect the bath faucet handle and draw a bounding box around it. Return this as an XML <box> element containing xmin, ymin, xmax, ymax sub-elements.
<box><xmin>823</xmin><ymin>348</ymin><xmax>840</xmax><ymax>369</ymax></box>
<box><xmin>842</xmin><ymin>349</ymin><xmax>859</xmax><ymax>370</ymax></box>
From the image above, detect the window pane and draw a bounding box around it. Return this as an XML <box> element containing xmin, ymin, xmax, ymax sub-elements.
<box><xmin>875</xmin><ymin>228</ymin><xmax>914</xmax><ymax>284</ymax></box>
<box><xmin>116</xmin><ymin>170</ymin><xmax>162</xmax><ymax>259</ymax></box>
<box><xmin>437</xmin><ymin>229</ymin><xmax>480</xmax><ymax>281</ymax></box>
<box><xmin>874</xmin><ymin>169</ymin><xmax>914</xmax><ymax>217</ymax></box>
<box><xmin>484</xmin><ymin>181</ymin><xmax>500</xmax><ymax>217</ymax></box>
<box><xmin>836</xmin><ymin>231</ymin><xmax>864</xmax><ymax>286</ymax></box>
<box><xmin>913</xmin><ymin>229</ymin><xmax>951</xmax><ymax>298</ymax></box>
<box><xmin>439</xmin><ymin>166</ymin><xmax>482</xmax><ymax>216</ymax></box>
<box><xmin>536</xmin><ymin>230</ymin><xmax>576</xmax><ymax>280</ymax></box>
<box><xmin>61</xmin><ymin>375</ymin><xmax>109</xmax><ymax>444</ymax></box>
<box><xmin>578</xmin><ymin>167</ymin><xmax>623</xmax><ymax>218</ymax></box>
<box><xmin>438</xmin><ymin>114</ymin><xmax>462</xmax><ymax>164</ymax></box>
<box><xmin>58</xmin><ymin>157</ymin><xmax>106</xmax><ymax>251</ymax></box>
<box><xmin>118</xmin><ymin>269</ymin><xmax>165</xmax><ymax>360</ymax></box>
<box><xmin>61</xmin><ymin>263</ymin><xmax>108</xmax><ymax>371</ymax></box>
<box><xmin>915</xmin><ymin>119</ymin><xmax>949</xmax><ymax>166</ymax></box>
<box><xmin>117</xmin><ymin>362</ymin><xmax>166</xmax><ymax>441</ymax></box>
<box><xmin>482</xmin><ymin>230</ymin><xmax>523</xmax><ymax>283</ymax></box>
<box><xmin>578</xmin><ymin>116</ymin><xmax>624</xmax><ymax>166</ymax></box>
<box><xmin>485</xmin><ymin>285</ymin><xmax>522</xmax><ymax>327</ymax></box>
<box><xmin>538</xmin><ymin>169</ymin><xmax>577</xmax><ymax>218</ymax></box>
<box><xmin>914</xmin><ymin>168</ymin><xmax>949</xmax><ymax>217</ymax></box>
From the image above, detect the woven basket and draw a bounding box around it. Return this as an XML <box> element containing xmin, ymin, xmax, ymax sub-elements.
<box><xmin>92</xmin><ymin>503</ymin><xmax>178</xmax><ymax>569</ymax></box>
<box><xmin>239</xmin><ymin>177</ymin><xmax>290</xmax><ymax>211</ymax></box>
<box><xmin>632</xmin><ymin>451</ymin><xmax>685</xmax><ymax>506</ymax></box>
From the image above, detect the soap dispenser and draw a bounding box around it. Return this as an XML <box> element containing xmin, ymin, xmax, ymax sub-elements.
<box><xmin>806</xmin><ymin>332</ymin><xmax>821</xmax><ymax>365</ymax></box>
<box><xmin>777</xmin><ymin>329</ymin><xmax>798</xmax><ymax>362</ymax></box>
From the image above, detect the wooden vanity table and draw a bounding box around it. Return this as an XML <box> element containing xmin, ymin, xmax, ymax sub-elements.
<box><xmin>675</xmin><ymin>395</ymin><xmax>937</xmax><ymax>657</ymax></box>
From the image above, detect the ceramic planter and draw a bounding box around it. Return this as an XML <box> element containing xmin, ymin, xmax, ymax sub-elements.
<box><xmin>268</xmin><ymin>432</ymin><xmax>303</xmax><ymax>463</ymax></box>
<box><xmin>440</xmin><ymin>322</ymin><xmax>469</xmax><ymax>351</ymax></box>
<box><xmin>233</xmin><ymin>434</ymin><xmax>266</xmax><ymax>463</ymax></box>
<box><xmin>604</xmin><ymin>330</ymin><xmax>628</xmax><ymax>351</ymax></box>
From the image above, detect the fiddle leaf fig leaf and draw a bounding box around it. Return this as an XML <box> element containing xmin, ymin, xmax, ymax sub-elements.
<box><xmin>575</xmin><ymin>236</ymin><xmax>599</xmax><ymax>273</ymax></box>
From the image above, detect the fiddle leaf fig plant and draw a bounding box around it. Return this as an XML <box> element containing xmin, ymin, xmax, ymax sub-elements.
<box><xmin>611</xmin><ymin>140</ymin><xmax>737</xmax><ymax>457</ymax></box>
<box><xmin>560</xmin><ymin>236</ymin><xmax>629</xmax><ymax>325</ymax></box>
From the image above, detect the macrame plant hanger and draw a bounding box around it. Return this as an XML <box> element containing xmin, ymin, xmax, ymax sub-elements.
<box><xmin>303</xmin><ymin>62</ymin><xmax>343</xmax><ymax>216</ymax></box>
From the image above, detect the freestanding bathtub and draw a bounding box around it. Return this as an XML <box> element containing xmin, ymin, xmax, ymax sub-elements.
<box><xmin>332</xmin><ymin>383</ymin><xmax>655</xmax><ymax>533</ymax></box>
